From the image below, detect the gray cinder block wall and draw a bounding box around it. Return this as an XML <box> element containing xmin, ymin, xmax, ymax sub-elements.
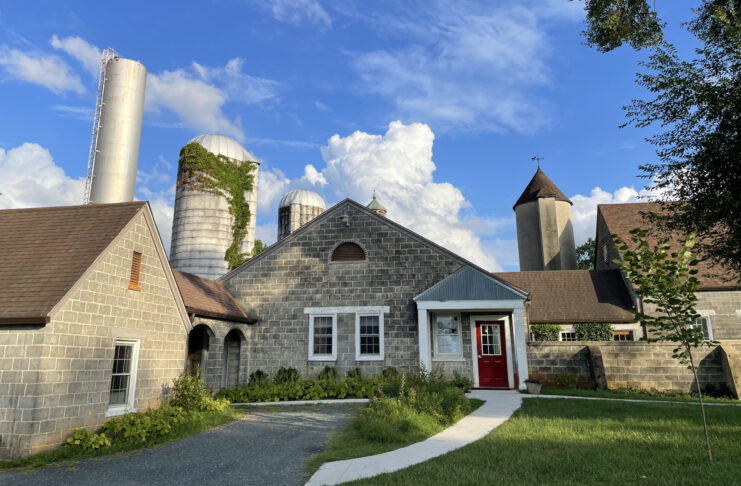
<box><xmin>0</xmin><ymin>212</ymin><xmax>187</xmax><ymax>459</ymax></box>
<box><xmin>225</xmin><ymin>201</ymin><xmax>464</xmax><ymax>378</ymax></box>
<box><xmin>190</xmin><ymin>317</ymin><xmax>250</xmax><ymax>390</ymax></box>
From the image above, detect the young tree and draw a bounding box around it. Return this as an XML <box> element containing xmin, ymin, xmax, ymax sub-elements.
<box><xmin>576</xmin><ymin>237</ymin><xmax>596</xmax><ymax>270</ymax></box>
<box><xmin>250</xmin><ymin>239</ymin><xmax>267</xmax><ymax>258</ymax></box>
<box><xmin>614</xmin><ymin>228</ymin><xmax>716</xmax><ymax>462</ymax></box>
<box><xmin>582</xmin><ymin>0</ymin><xmax>741</xmax><ymax>277</ymax></box>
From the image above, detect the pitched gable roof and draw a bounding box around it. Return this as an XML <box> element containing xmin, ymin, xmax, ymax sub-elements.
<box><xmin>415</xmin><ymin>266</ymin><xmax>527</xmax><ymax>302</ymax></box>
<box><xmin>513</xmin><ymin>168</ymin><xmax>572</xmax><ymax>209</ymax></box>
<box><xmin>221</xmin><ymin>199</ymin><xmax>519</xmax><ymax>295</ymax></box>
<box><xmin>0</xmin><ymin>202</ymin><xmax>146</xmax><ymax>324</ymax></box>
<box><xmin>598</xmin><ymin>202</ymin><xmax>739</xmax><ymax>289</ymax></box>
<box><xmin>173</xmin><ymin>269</ymin><xmax>255</xmax><ymax>323</ymax></box>
<box><xmin>493</xmin><ymin>269</ymin><xmax>635</xmax><ymax>323</ymax></box>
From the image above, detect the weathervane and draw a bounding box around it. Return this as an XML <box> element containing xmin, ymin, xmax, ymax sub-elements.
<box><xmin>531</xmin><ymin>155</ymin><xmax>544</xmax><ymax>169</ymax></box>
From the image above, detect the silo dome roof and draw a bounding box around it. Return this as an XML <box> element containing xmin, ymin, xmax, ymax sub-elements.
<box><xmin>279</xmin><ymin>189</ymin><xmax>326</xmax><ymax>209</ymax></box>
<box><xmin>187</xmin><ymin>134</ymin><xmax>258</xmax><ymax>164</ymax></box>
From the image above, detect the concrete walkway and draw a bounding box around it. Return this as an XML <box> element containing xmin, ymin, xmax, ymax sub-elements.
<box><xmin>524</xmin><ymin>393</ymin><xmax>741</xmax><ymax>406</ymax></box>
<box><xmin>305</xmin><ymin>390</ymin><xmax>522</xmax><ymax>486</ymax></box>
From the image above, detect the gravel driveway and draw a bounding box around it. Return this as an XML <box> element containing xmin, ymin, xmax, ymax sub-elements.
<box><xmin>0</xmin><ymin>404</ymin><xmax>358</xmax><ymax>486</ymax></box>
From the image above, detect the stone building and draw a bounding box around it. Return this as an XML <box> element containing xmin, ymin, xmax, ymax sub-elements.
<box><xmin>0</xmin><ymin>202</ymin><xmax>191</xmax><ymax>459</ymax></box>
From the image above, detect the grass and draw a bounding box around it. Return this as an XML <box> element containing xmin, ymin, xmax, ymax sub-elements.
<box><xmin>346</xmin><ymin>398</ymin><xmax>741</xmax><ymax>486</ymax></box>
<box><xmin>537</xmin><ymin>387</ymin><xmax>739</xmax><ymax>404</ymax></box>
<box><xmin>0</xmin><ymin>407</ymin><xmax>242</xmax><ymax>471</ymax></box>
<box><xmin>306</xmin><ymin>398</ymin><xmax>484</xmax><ymax>475</ymax></box>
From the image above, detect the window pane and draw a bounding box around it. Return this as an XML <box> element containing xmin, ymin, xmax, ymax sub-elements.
<box><xmin>110</xmin><ymin>344</ymin><xmax>133</xmax><ymax>407</ymax></box>
<box><xmin>693</xmin><ymin>317</ymin><xmax>710</xmax><ymax>340</ymax></box>
<box><xmin>312</xmin><ymin>317</ymin><xmax>333</xmax><ymax>355</ymax></box>
<box><xmin>481</xmin><ymin>325</ymin><xmax>501</xmax><ymax>355</ymax></box>
<box><xmin>436</xmin><ymin>316</ymin><xmax>461</xmax><ymax>355</ymax></box>
<box><xmin>359</xmin><ymin>315</ymin><xmax>380</xmax><ymax>356</ymax></box>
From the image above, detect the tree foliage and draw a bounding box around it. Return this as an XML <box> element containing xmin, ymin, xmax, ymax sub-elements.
<box><xmin>574</xmin><ymin>322</ymin><xmax>614</xmax><ymax>341</ymax></box>
<box><xmin>576</xmin><ymin>237</ymin><xmax>596</xmax><ymax>270</ymax></box>
<box><xmin>613</xmin><ymin>228</ymin><xmax>716</xmax><ymax>461</ymax></box>
<box><xmin>581</xmin><ymin>0</ymin><xmax>664</xmax><ymax>52</ymax></box>
<box><xmin>250</xmin><ymin>239</ymin><xmax>267</xmax><ymax>258</ymax></box>
<box><xmin>530</xmin><ymin>324</ymin><xmax>561</xmax><ymax>342</ymax></box>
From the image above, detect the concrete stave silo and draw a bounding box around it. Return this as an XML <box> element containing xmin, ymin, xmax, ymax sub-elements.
<box><xmin>169</xmin><ymin>134</ymin><xmax>259</xmax><ymax>280</ymax></box>
<box><xmin>88</xmin><ymin>56</ymin><xmax>147</xmax><ymax>204</ymax></box>
<box><xmin>278</xmin><ymin>189</ymin><xmax>326</xmax><ymax>240</ymax></box>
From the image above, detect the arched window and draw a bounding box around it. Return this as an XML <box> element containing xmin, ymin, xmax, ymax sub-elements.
<box><xmin>331</xmin><ymin>242</ymin><xmax>365</xmax><ymax>262</ymax></box>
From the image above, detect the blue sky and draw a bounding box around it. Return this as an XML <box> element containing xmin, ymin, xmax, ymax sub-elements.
<box><xmin>0</xmin><ymin>1</ymin><xmax>699</xmax><ymax>270</ymax></box>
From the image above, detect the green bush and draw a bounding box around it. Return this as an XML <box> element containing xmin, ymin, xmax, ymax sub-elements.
<box><xmin>169</xmin><ymin>370</ymin><xmax>228</xmax><ymax>412</ymax></box>
<box><xmin>249</xmin><ymin>369</ymin><xmax>268</xmax><ymax>386</ymax></box>
<box><xmin>216</xmin><ymin>377</ymin><xmax>381</xmax><ymax>403</ymax></box>
<box><xmin>318</xmin><ymin>366</ymin><xmax>339</xmax><ymax>381</ymax></box>
<box><xmin>101</xmin><ymin>405</ymin><xmax>189</xmax><ymax>443</ymax></box>
<box><xmin>274</xmin><ymin>367</ymin><xmax>301</xmax><ymax>384</ymax></box>
<box><xmin>574</xmin><ymin>322</ymin><xmax>613</xmax><ymax>341</ymax></box>
<box><xmin>554</xmin><ymin>372</ymin><xmax>578</xmax><ymax>389</ymax></box>
<box><xmin>65</xmin><ymin>429</ymin><xmax>111</xmax><ymax>450</ymax></box>
<box><xmin>381</xmin><ymin>367</ymin><xmax>399</xmax><ymax>380</ymax></box>
<box><xmin>531</xmin><ymin>324</ymin><xmax>561</xmax><ymax>341</ymax></box>
<box><xmin>346</xmin><ymin>368</ymin><xmax>362</xmax><ymax>379</ymax></box>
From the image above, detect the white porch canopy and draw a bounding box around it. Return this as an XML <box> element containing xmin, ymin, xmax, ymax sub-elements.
<box><xmin>414</xmin><ymin>266</ymin><xmax>529</xmax><ymax>389</ymax></box>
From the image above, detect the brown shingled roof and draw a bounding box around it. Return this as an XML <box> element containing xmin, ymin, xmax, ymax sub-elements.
<box><xmin>493</xmin><ymin>270</ymin><xmax>635</xmax><ymax>323</ymax></box>
<box><xmin>0</xmin><ymin>202</ymin><xmax>146</xmax><ymax>324</ymax></box>
<box><xmin>513</xmin><ymin>168</ymin><xmax>572</xmax><ymax>209</ymax></box>
<box><xmin>598</xmin><ymin>202</ymin><xmax>739</xmax><ymax>289</ymax></box>
<box><xmin>173</xmin><ymin>269</ymin><xmax>255</xmax><ymax>323</ymax></box>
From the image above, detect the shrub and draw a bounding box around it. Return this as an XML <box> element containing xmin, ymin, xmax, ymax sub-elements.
<box><xmin>346</xmin><ymin>368</ymin><xmax>362</xmax><ymax>379</ymax></box>
<box><xmin>318</xmin><ymin>366</ymin><xmax>339</xmax><ymax>381</ymax></box>
<box><xmin>249</xmin><ymin>369</ymin><xmax>268</xmax><ymax>386</ymax></box>
<box><xmin>554</xmin><ymin>372</ymin><xmax>578</xmax><ymax>389</ymax></box>
<box><xmin>274</xmin><ymin>367</ymin><xmax>301</xmax><ymax>384</ymax></box>
<box><xmin>65</xmin><ymin>429</ymin><xmax>111</xmax><ymax>450</ymax></box>
<box><xmin>574</xmin><ymin>322</ymin><xmax>613</xmax><ymax>341</ymax></box>
<box><xmin>450</xmin><ymin>372</ymin><xmax>472</xmax><ymax>393</ymax></box>
<box><xmin>381</xmin><ymin>367</ymin><xmax>399</xmax><ymax>380</ymax></box>
<box><xmin>531</xmin><ymin>324</ymin><xmax>560</xmax><ymax>341</ymax></box>
<box><xmin>101</xmin><ymin>405</ymin><xmax>189</xmax><ymax>443</ymax></box>
<box><xmin>169</xmin><ymin>371</ymin><xmax>228</xmax><ymax>412</ymax></box>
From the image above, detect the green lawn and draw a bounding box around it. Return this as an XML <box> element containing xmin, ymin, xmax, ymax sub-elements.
<box><xmin>346</xmin><ymin>398</ymin><xmax>741</xmax><ymax>486</ymax></box>
<box><xmin>305</xmin><ymin>399</ymin><xmax>485</xmax><ymax>475</ymax></box>
<box><xmin>0</xmin><ymin>408</ymin><xmax>242</xmax><ymax>471</ymax></box>
<box><xmin>538</xmin><ymin>387</ymin><xmax>739</xmax><ymax>403</ymax></box>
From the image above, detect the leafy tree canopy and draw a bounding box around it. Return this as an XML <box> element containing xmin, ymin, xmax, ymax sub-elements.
<box><xmin>576</xmin><ymin>237</ymin><xmax>596</xmax><ymax>270</ymax></box>
<box><xmin>581</xmin><ymin>0</ymin><xmax>665</xmax><ymax>52</ymax></box>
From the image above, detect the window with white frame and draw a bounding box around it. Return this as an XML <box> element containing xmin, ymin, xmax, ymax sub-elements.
<box><xmin>560</xmin><ymin>332</ymin><xmax>577</xmax><ymax>342</ymax></box>
<box><xmin>108</xmin><ymin>339</ymin><xmax>139</xmax><ymax>415</ymax></box>
<box><xmin>356</xmin><ymin>313</ymin><xmax>384</xmax><ymax>360</ymax></box>
<box><xmin>309</xmin><ymin>315</ymin><xmax>337</xmax><ymax>361</ymax></box>
<box><xmin>433</xmin><ymin>314</ymin><xmax>462</xmax><ymax>356</ymax></box>
<box><xmin>691</xmin><ymin>316</ymin><xmax>713</xmax><ymax>341</ymax></box>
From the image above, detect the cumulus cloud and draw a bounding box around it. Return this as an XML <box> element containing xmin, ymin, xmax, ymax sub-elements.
<box><xmin>0</xmin><ymin>143</ymin><xmax>84</xmax><ymax>209</ymax></box>
<box><xmin>0</xmin><ymin>46</ymin><xmax>84</xmax><ymax>94</ymax></box>
<box><xmin>148</xmin><ymin>198</ymin><xmax>174</xmax><ymax>253</ymax></box>
<box><xmin>302</xmin><ymin>164</ymin><xmax>327</xmax><ymax>186</ymax></box>
<box><xmin>315</xmin><ymin>121</ymin><xmax>498</xmax><ymax>269</ymax></box>
<box><xmin>264</xmin><ymin>0</ymin><xmax>332</xmax><ymax>28</ymax></box>
<box><xmin>146</xmin><ymin>58</ymin><xmax>279</xmax><ymax>142</ymax></box>
<box><xmin>349</xmin><ymin>1</ymin><xmax>580</xmax><ymax>132</ymax></box>
<box><xmin>50</xmin><ymin>35</ymin><xmax>101</xmax><ymax>77</ymax></box>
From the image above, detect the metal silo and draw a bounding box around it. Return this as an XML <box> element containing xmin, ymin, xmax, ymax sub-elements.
<box><xmin>87</xmin><ymin>54</ymin><xmax>147</xmax><ymax>204</ymax></box>
<box><xmin>278</xmin><ymin>189</ymin><xmax>326</xmax><ymax>240</ymax></box>
<box><xmin>169</xmin><ymin>134</ymin><xmax>260</xmax><ymax>280</ymax></box>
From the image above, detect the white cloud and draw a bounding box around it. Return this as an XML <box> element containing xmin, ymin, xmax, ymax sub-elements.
<box><xmin>0</xmin><ymin>142</ymin><xmax>84</xmax><ymax>209</ymax></box>
<box><xmin>349</xmin><ymin>1</ymin><xmax>580</xmax><ymax>132</ymax></box>
<box><xmin>570</xmin><ymin>186</ymin><xmax>650</xmax><ymax>245</ymax></box>
<box><xmin>50</xmin><ymin>35</ymin><xmax>101</xmax><ymax>77</ymax></box>
<box><xmin>148</xmin><ymin>198</ymin><xmax>174</xmax><ymax>253</ymax></box>
<box><xmin>52</xmin><ymin>104</ymin><xmax>92</xmax><ymax>120</ymax></box>
<box><xmin>0</xmin><ymin>46</ymin><xmax>84</xmax><ymax>94</ymax></box>
<box><xmin>265</xmin><ymin>0</ymin><xmax>332</xmax><ymax>28</ymax></box>
<box><xmin>256</xmin><ymin>222</ymin><xmax>278</xmax><ymax>245</ymax></box>
<box><xmin>316</xmin><ymin>121</ymin><xmax>498</xmax><ymax>269</ymax></box>
<box><xmin>302</xmin><ymin>164</ymin><xmax>327</xmax><ymax>186</ymax></box>
<box><xmin>257</xmin><ymin>167</ymin><xmax>291</xmax><ymax>214</ymax></box>
<box><xmin>146</xmin><ymin>58</ymin><xmax>279</xmax><ymax>142</ymax></box>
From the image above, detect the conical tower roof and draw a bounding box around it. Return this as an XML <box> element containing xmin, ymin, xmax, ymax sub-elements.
<box><xmin>513</xmin><ymin>168</ymin><xmax>572</xmax><ymax>210</ymax></box>
<box><xmin>367</xmin><ymin>195</ymin><xmax>386</xmax><ymax>211</ymax></box>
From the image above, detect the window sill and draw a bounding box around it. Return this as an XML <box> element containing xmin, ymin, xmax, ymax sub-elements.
<box><xmin>356</xmin><ymin>355</ymin><xmax>384</xmax><ymax>362</ymax></box>
<box><xmin>432</xmin><ymin>356</ymin><xmax>466</xmax><ymax>362</ymax></box>
<box><xmin>309</xmin><ymin>355</ymin><xmax>337</xmax><ymax>362</ymax></box>
<box><xmin>106</xmin><ymin>406</ymin><xmax>135</xmax><ymax>418</ymax></box>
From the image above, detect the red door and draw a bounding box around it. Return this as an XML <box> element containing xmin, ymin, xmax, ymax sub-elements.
<box><xmin>476</xmin><ymin>321</ymin><xmax>508</xmax><ymax>388</ymax></box>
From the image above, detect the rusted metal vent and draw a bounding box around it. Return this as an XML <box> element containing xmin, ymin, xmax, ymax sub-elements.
<box><xmin>331</xmin><ymin>242</ymin><xmax>365</xmax><ymax>262</ymax></box>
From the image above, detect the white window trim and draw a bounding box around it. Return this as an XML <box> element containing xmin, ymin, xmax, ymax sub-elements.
<box><xmin>106</xmin><ymin>338</ymin><xmax>140</xmax><ymax>417</ymax></box>
<box><xmin>355</xmin><ymin>312</ymin><xmax>384</xmax><ymax>361</ymax></box>
<box><xmin>309</xmin><ymin>314</ymin><xmax>337</xmax><ymax>361</ymax></box>
<box><xmin>693</xmin><ymin>315</ymin><xmax>714</xmax><ymax>341</ymax></box>
<box><xmin>559</xmin><ymin>331</ymin><xmax>577</xmax><ymax>342</ymax></box>
<box><xmin>431</xmin><ymin>313</ymin><xmax>464</xmax><ymax>360</ymax></box>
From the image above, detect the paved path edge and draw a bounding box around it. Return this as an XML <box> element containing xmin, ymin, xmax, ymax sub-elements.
<box><xmin>523</xmin><ymin>394</ymin><xmax>741</xmax><ymax>406</ymax></box>
<box><xmin>305</xmin><ymin>390</ymin><xmax>522</xmax><ymax>486</ymax></box>
<box><xmin>231</xmin><ymin>398</ymin><xmax>371</xmax><ymax>406</ymax></box>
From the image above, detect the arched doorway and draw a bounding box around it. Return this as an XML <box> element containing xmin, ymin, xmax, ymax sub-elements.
<box><xmin>187</xmin><ymin>324</ymin><xmax>212</xmax><ymax>377</ymax></box>
<box><xmin>222</xmin><ymin>329</ymin><xmax>244</xmax><ymax>388</ymax></box>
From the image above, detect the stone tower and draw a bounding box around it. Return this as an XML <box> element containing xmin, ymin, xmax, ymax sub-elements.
<box><xmin>366</xmin><ymin>193</ymin><xmax>387</xmax><ymax>216</ymax></box>
<box><xmin>278</xmin><ymin>189</ymin><xmax>326</xmax><ymax>240</ymax></box>
<box><xmin>514</xmin><ymin>168</ymin><xmax>577</xmax><ymax>271</ymax></box>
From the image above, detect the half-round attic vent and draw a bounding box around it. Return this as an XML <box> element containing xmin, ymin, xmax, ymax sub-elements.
<box><xmin>331</xmin><ymin>242</ymin><xmax>365</xmax><ymax>262</ymax></box>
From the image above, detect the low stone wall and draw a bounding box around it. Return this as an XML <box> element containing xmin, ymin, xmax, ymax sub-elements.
<box><xmin>527</xmin><ymin>341</ymin><xmax>741</xmax><ymax>396</ymax></box>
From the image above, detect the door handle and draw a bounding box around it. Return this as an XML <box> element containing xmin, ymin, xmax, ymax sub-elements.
<box><xmin>478</xmin><ymin>355</ymin><xmax>482</xmax><ymax>358</ymax></box>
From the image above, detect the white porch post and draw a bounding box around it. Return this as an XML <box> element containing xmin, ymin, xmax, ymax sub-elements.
<box><xmin>513</xmin><ymin>306</ymin><xmax>528</xmax><ymax>389</ymax></box>
<box><xmin>417</xmin><ymin>308</ymin><xmax>431</xmax><ymax>372</ymax></box>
